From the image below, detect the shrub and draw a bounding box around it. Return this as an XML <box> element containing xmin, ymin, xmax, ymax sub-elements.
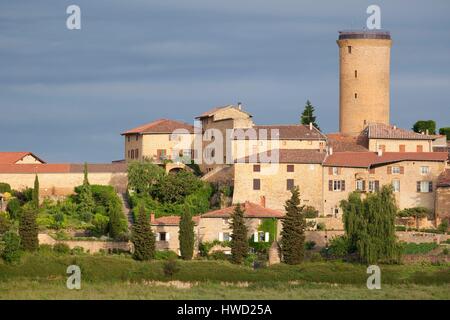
<box><xmin>53</xmin><ymin>243</ymin><xmax>71</xmax><ymax>254</ymax></box>
<box><xmin>437</xmin><ymin>220</ymin><xmax>449</xmax><ymax>234</ymax></box>
<box><xmin>1</xmin><ymin>231</ymin><xmax>22</xmax><ymax>264</ymax></box>
<box><xmin>0</xmin><ymin>183</ymin><xmax>11</xmax><ymax>193</ymax></box>
<box><xmin>401</xmin><ymin>242</ymin><xmax>438</xmax><ymax>255</ymax></box>
<box><xmin>395</xmin><ymin>225</ymin><xmax>407</xmax><ymax>231</ymax></box>
<box><xmin>304</xmin><ymin>206</ymin><xmax>319</xmax><ymax>219</ymax></box>
<box><xmin>442</xmin><ymin>248</ymin><xmax>449</xmax><ymax>255</ymax></box>
<box><xmin>154</xmin><ymin>250</ymin><xmax>178</xmax><ymax>260</ymax></box>
<box><xmin>327</xmin><ymin>236</ymin><xmax>351</xmax><ymax>257</ymax></box>
<box><xmin>90</xmin><ymin>213</ymin><xmax>109</xmax><ymax>237</ymax></box>
<box><xmin>210</xmin><ymin>251</ymin><xmax>228</xmax><ymax>261</ymax></box>
<box><xmin>6</xmin><ymin>198</ymin><xmax>21</xmax><ymax>220</ymax></box>
<box><xmin>316</xmin><ymin>222</ymin><xmax>326</xmax><ymax>231</ymax></box>
<box><xmin>0</xmin><ymin>214</ymin><xmax>11</xmax><ymax>235</ymax></box>
<box><xmin>163</xmin><ymin>259</ymin><xmax>180</xmax><ymax>277</ymax></box>
<box><xmin>39</xmin><ymin>244</ymin><xmax>54</xmax><ymax>253</ymax></box>
<box><xmin>71</xmin><ymin>246</ymin><xmax>85</xmax><ymax>255</ymax></box>
<box><xmin>305</xmin><ymin>241</ymin><xmax>316</xmax><ymax>250</ymax></box>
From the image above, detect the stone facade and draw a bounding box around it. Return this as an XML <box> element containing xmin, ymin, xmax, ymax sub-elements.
<box><xmin>368</xmin><ymin>138</ymin><xmax>432</xmax><ymax>153</ymax></box>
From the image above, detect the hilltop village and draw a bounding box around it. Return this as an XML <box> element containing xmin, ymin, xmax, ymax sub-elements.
<box><xmin>0</xmin><ymin>30</ymin><xmax>449</xmax><ymax>256</ymax></box>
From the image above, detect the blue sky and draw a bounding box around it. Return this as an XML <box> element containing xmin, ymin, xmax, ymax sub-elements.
<box><xmin>1</xmin><ymin>0</ymin><xmax>449</xmax><ymax>162</ymax></box>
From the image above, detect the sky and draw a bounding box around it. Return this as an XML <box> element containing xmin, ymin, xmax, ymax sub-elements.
<box><xmin>1</xmin><ymin>0</ymin><xmax>449</xmax><ymax>163</ymax></box>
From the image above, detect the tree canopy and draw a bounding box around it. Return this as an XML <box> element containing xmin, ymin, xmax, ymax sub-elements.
<box><xmin>412</xmin><ymin>120</ymin><xmax>436</xmax><ymax>135</ymax></box>
<box><xmin>300</xmin><ymin>100</ymin><xmax>320</xmax><ymax>130</ymax></box>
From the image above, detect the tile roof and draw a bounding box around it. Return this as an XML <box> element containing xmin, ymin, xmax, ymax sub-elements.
<box><xmin>0</xmin><ymin>163</ymin><xmax>127</xmax><ymax>174</ymax></box>
<box><xmin>201</xmin><ymin>202</ymin><xmax>284</xmax><ymax>218</ymax></box>
<box><xmin>326</xmin><ymin>133</ymin><xmax>369</xmax><ymax>152</ymax></box>
<box><xmin>195</xmin><ymin>105</ymin><xmax>252</xmax><ymax>119</ymax></box>
<box><xmin>235</xmin><ymin>149</ymin><xmax>326</xmax><ymax>164</ymax></box>
<box><xmin>0</xmin><ymin>152</ymin><xmax>45</xmax><ymax>164</ymax></box>
<box><xmin>437</xmin><ymin>169</ymin><xmax>450</xmax><ymax>187</ymax></box>
<box><xmin>233</xmin><ymin>125</ymin><xmax>327</xmax><ymax>140</ymax></box>
<box><xmin>323</xmin><ymin>152</ymin><xmax>448</xmax><ymax>168</ymax></box>
<box><xmin>366</xmin><ymin>123</ymin><xmax>436</xmax><ymax>140</ymax></box>
<box><xmin>150</xmin><ymin>215</ymin><xmax>200</xmax><ymax>226</ymax></box>
<box><xmin>121</xmin><ymin>119</ymin><xmax>194</xmax><ymax>135</ymax></box>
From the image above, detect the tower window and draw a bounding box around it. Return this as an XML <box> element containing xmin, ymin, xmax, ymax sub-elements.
<box><xmin>355</xmin><ymin>70</ymin><xmax>358</xmax><ymax>78</ymax></box>
<box><xmin>348</xmin><ymin>46</ymin><xmax>352</xmax><ymax>54</ymax></box>
<box><xmin>354</xmin><ymin>93</ymin><xmax>358</xmax><ymax>99</ymax></box>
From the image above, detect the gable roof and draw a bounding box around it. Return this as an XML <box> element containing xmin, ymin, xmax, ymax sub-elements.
<box><xmin>195</xmin><ymin>105</ymin><xmax>252</xmax><ymax>119</ymax></box>
<box><xmin>201</xmin><ymin>201</ymin><xmax>284</xmax><ymax>219</ymax></box>
<box><xmin>0</xmin><ymin>152</ymin><xmax>45</xmax><ymax>164</ymax></box>
<box><xmin>235</xmin><ymin>149</ymin><xmax>326</xmax><ymax>164</ymax></box>
<box><xmin>233</xmin><ymin>124</ymin><xmax>326</xmax><ymax>140</ymax></box>
<box><xmin>437</xmin><ymin>169</ymin><xmax>450</xmax><ymax>187</ymax></box>
<box><xmin>366</xmin><ymin>123</ymin><xmax>435</xmax><ymax>140</ymax></box>
<box><xmin>326</xmin><ymin>133</ymin><xmax>369</xmax><ymax>152</ymax></box>
<box><xmin>150</xmin><ymin>215</ymin><xmax>200</xmax><ymax>226</ymax></box>
<box><xmin>121</xmin><ymin>119</ymin><xmax>194</xmax><ymax>135</ymax></box>
<box><xmin>323</xmin><ymin>152</ymin><xmax>448</xmax><ymax>168</ymax></box>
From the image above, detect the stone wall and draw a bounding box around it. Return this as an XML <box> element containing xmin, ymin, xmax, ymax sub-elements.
<box><xmin>435</xmin><ymin>186</ymin><xmax>450</xmax><ymax>225</ymax></box>
<box><xmin>38</xmin><ymin>234</ymin><xmax>132</xmax><ymax>253</ymax></box>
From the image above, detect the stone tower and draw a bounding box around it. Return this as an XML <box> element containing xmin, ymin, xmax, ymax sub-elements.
<box><xmin>337</xmin><ymin>30</ymin><xmax>392</xmax><ymax>136</ymax></box>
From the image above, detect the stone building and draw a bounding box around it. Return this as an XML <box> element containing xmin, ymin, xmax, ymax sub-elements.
<box><xmin>435</xmin><ymin>169</ymin><xmax>450</xmax><ymax>226</ymax></box>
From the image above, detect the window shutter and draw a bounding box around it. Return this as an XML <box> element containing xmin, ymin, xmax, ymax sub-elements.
<box><xmin>400</xmin><ymin>166</ymin><xmax>404</xmax><ymax>174</ymax></box>
<box><xmin>429</xmin><ymin>182</ymin><xmax>433</xmax><ymax>192</ymax></box>
<box><xmin>362</xmin><ymin>180</ymin><xmax>366</xmax><ymax>191</ymax></box>
<box><xmin>166</xmin><ymin>232</ymin><xmax>170</xmax><ymax>241</ymax></box>
<box><xmin>375</xmin><ymin>180</ymin><xmax>380</xmax><ymax>191</ymax></box>
<box><xmin>156</xmin><ymin>233</ymin><xmax>160</xmax><ymax>241</ymax></box>
<box><xmin>416</xmin><ymin>182</ymin><xmax>421</xmax><ymax>192</ymax></box>
<box><xmin>328</xmin><ymin>180</ymin><xmax>333</xmax><ymax>191</ymax></box>
<box><xmin>341</xmin><ymin>180</ymin><xmax>346</xmax><ymax>191</ymax></box>
<box><xmin>264</xmin><ymin>232</ymin><xmax>270</xmax><ymax>243</ymax></box>
<box><xmin>328</xmin><ymin>167</ymin><xmax>333</xmax><ymax>175</ymax></box>
<box><xmin>253</xmin><ymin>232</ymin><xmax>259</xmax><ymax>243</ymax></box>
<box><xmin>218</xmin><ymin>232</ymin><xmax>223</xmax><ymax>242</ymax></box>
<box><xmin>387</xmin><ymin>166</ymin><xmax>391</xmax><ymax>174</ymax></box>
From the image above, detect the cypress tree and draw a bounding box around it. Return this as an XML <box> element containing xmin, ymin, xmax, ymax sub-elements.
<box><xmin>19</xmin><ymin>208</ymin><xmax>39</xmax><ymax>251</ymax></box>
<box><xmin>78</xmin><ymin>164</ymin><xmax>95</xmax><ymax>221</ymax></box>
<box><xmin>108</xmin><ymin>201</ymin><xmax>124</xmax><ymax>239</ymax></box>
<box><xmin>179</xmin><ymin>208</ymin><xmax>195</xmax><ymax>260</ymax></box>
<box><xmin>131</xmin><ymin>205</ymin><xmax>155</xmax><ymax>261</ymax></box>
<box><xmin>83</xmin><ymin>162</ymin><xmax>90</xmax><ymax>186</ymax></box>
<box><xmin>280</xmin><ymin>187</ymin><xmax>306</xmax><ymax>265</ymax></box>
<box><xmin>230</xmin><ymin>203</ymin><xmax>249</xmax><ymax>264</ymax></box>
<box><xmin>32</xmin><ymin>175</ymin><xmax>39</xmax><ymax>209</ymax></box>
<box><xmin>300</xmin><ymin>100</ymin><xmax>320</xmax><ymax>130</ymax></box>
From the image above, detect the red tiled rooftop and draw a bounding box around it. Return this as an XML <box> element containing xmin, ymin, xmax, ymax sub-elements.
<box><xmin>201</xmin><ymin>202</ymin><xmax>284</xmax><ymax>219</ymax></box>
<box><xmin>366</xmin><ymin>123</ymin><xmax>436</xmax><ymax>140</ymax></box>
<box><xmin>233</xmin><ymin>124</ymin><xmax>326</xmax><ymax>140</ymax></box>
<box><xmin>235</xmin><ymin>149</ymin><xmax>326</xmax><ymax>164</ymax></box>
<box><xmin>0</xmin><ymin>152</ymin><xmax>45</xmax><ymax>164</ymax></box>
<box><xmin>151</xmin><ymin>215</ymin><xmax>200</xmax><ymax>226</ymax></box>
<box><xmin>326</xmin><ymin>133</ymin><xmax>369</xmax><ymax>152</ymax></box>
<box><xmin>121</xmin><ymin>119</ymin><xmax>194</xmax><ymax>135</ymax></box>
<box><xmin>323</xmin><ymin>152</ymin><xmax>448</xmax><ymax>168</ymax></box>
<box><xmin>195</xmin><ymin>105</ymin><xmax>252</xmax><ymax>119</ymax></box>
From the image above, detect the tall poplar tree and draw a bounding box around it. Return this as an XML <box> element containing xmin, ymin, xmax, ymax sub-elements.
<box><xmin>300</xmin><ymin>100</ymin><xmax>320</xmax><ymax>130</ymax></box>
<box><xmin>230</xmin><ymin>203</ymin><xmax>249</xmax><ymax>264</ymax></box>
<box><xmin>179</xmin><ymin>208</ymin><xmax>195</xmax><ymax>260</ymax></box>
<box><xmin>280</xmin><ymin>187</ymin><xmax>306</xmax><ymax>265</ymax></box>
<box><xmin>131</xmin><ymin>205</ymin><xmax>155</xmax><ymax>261</ymax></box>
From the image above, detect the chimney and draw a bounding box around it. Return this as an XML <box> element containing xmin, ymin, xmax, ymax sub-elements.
<box><xmin>329</xmin><ymin>147</ymin><xmax>333</xmax><ymax>155</ymax></box>
<box><xmin>260</xmin><ymin>195</ymin><xmax>266</xmax><ymax>208</ymax></box>
<box><xmin>150</xmin><ymin>213</ymin><xmax>155</xmax><ymax>223</ymax></box>
<box><xmin>309</xmin><ymin>122</ymin><xmax>313</xmax><ymax>130</ymax></box>
<box><xmin>393</xmin><ymin>125</ymin><xmax>397</xmax><ymax>130</ymax></box>
<box><xmin>237</xmin><ymin>102</ymin><xmax>242</xmax><ymax>110</ymax></box>
<box><xmin>377</xmin><ymin>149</ymin><xmax>383</xmax><ymax>157</ymax></box>
<box><xmin>426</xmin><ymin>129</ymin><xmax>429</xmax><ymax>135</ymax></box>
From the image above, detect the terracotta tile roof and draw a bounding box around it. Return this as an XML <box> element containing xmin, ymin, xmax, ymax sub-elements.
<box><xmin>0</xmin><ymin>163</ymin><xmax>127</xmax><ymax>174</ymax></box>
<box><xmin>366</xmin><ymin>123</ymin><xmax>435</xmax><ymax>140</ymax></box>
<box><xmin>201</xmin><ymin>202</ymin><xmax>284</xmax><ymax>218</ymax></box>
<box><xmin>323</xmin><ymin>152</ymin><xmax>448</xmax><ymax>168</ymax></box>
<box><xmin>233</xmin><ymin>125</ymin><xmax>326</xmax><ymax>140</ymax></box>
<box><xmin>195</xmin><ymin>105</ymin><xmax>252</xmax><ymax>119</ymax></box>
<box><xmin>150</xmin><ymin>215</ymin><xmax>200</xmax><ymax>226</ymax></box>
<box><xmin>437</xmin><ymin>169</ymin><xmax>450</xmax><ymax>187</ymax></box>
<box><xmin>121</xmin><ymin>119</ymin><xmax>194</xmax><ymax>135</ymax></box>
<box><xmin>0</xmin><ymin>152</ymin><xmax>45</xmax><ymax>164</ymax></box>
<box><xmin>326</xmin><ymin>133</ymin><xmax>369</xmax><ymax>152</ymax></box>
<box><xmin>235</xmin><ymin>149</ymin><xmax>326</xmax><ymax>164</ymax></box>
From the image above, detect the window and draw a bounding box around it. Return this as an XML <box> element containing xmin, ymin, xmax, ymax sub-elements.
<box><xmin>157</xmin><ymin>149</ymin><xmax>166</xmax><ymax>160</ymax></box>
<box><xmin>356</xmin><ymin>180</ymin><xmax>365</xmax><ymax>191</ymax></box>
<box><xmin>158</xmin><ymin>232</ymin><xmax>167</xmax><ymax>241</ymax></box>
<box><xmin>392</xmin><ymin>166</ymin><xmax>400</xmax><ymax>174</ymax></box>
<box><xmin>253</xmin><ymin>179</ymin><xmax>261</xmax><ymax>190</ymax></box>
<box><xmin>127</xmin><ymin>150</ymin><xmax>131</xmax><ymax>158</ymax></box>
<box><xmin>334</xmin><ymin>207</ymin><xmax>339</xmax><ymax>216</ymax></box>
<box><xmin>368</xmin><ymin>180</ymin><xmax>380</xmax><ymax>192</ymax></box>
<box><xmin>329</xmin><ymin>180</ymin><xmax>345</xmax><ymax>192</ymax></box>
<box><xmin>355</xmin><ymin>70</ymin><xmax>358</xmax><ymax>78</ymax></box>
<box><xmin>254</xmin><ymin>231</ymin><xmax>269</xmax><ymax>243</ymax></box>
<box><xmin>287</xmin><ymin>179</ymin><xmax>294</xmax><ymax>191</ymax></box>
<box><xmin>392</xmin><ymin>180</ymin><xmax>400</xmax><ymax>192</ymax></box>
<box><xmin>332</xmin><ymin>167</ymin><xmax>339</xmax><ymax>175</ymax></box>
<box><xmin>348</xmin><ymin>46</ymin><xmax>352</xmax><ymax>54</ymax></box>
<box><xmin>135</xmin><ymin>149</ymin><xmax>139</xmax><ymax>159</ymax></box>
<box><xmin>399</xmin><ymin>145</ymin><xmax>406</xmax><ymax>152</ymax></box>
<box><xmin>287</xmin><ymin>165</ymin><xmax>294</xmax><ymax>172</ymax></box>
<box><xmin>223</xmin><ymin>232</ymin><xmax>231</xmax><ymax>242</ymax></box>
<box><xmin>253</xmin><ymin>165</ymin><xmax>261</xmax><ymax>172</ymax></box>
<box><xmin>417</xmin><ymin>145</ymin><xmax>423</xmax><ymax>152</ymax></box>
<box><xmin>417</xmin><ymin>181</ymin><xmax>432</xmax><ymax>193</ymax></box>
<box><xmin>355</xmin><ymin>93</ymin><xmax>358</xmax><ymax>99</ymax></box>
<box><xmin>131</xmin><ymin>149</ymin><xmax>135</xmax><ymax>159</ymax></box>
<box><xmin>135</xmin><ymin>135</ymin><xmax>139</xmax><ymax>141</ymax></box>
<box><xmin>420</xmin><ymin>166</ymin><xmax>430</xmax><ymax>175</ymax></box>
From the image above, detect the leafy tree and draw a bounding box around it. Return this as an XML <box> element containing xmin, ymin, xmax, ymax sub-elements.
<box><xmin>0</xmin><ymin>213</ymin><xmax>11</xmax><ymax>235</ymax></box>
<box><xmin>230</xmin><ymin>203</ymin><xmax>249</xmax><ymax>264</ymax></box>
<box><xmin>32</xmin><ymin>175</ymin><xmax>39</xmax><ymax>209</ymax></box>
<box><xmin>108</xmin><ymin>201</ymin><xmax>125</xmax><ymax>239</ymax></box>
<box><xmin>1</xmin><ymin>231</ymin><xmax>22</xmax><ymax>264</ymax></box>
<box><xmin>412</xmin><ymin>120</ymin><xmax>436</xmax><ymax>135</ymax></box>
<box><xmin>158</xmin><ymin>171</ymin><xmax>203</xmax><ymax>203</ymax></box>
<box><xmin>131</xmin><ymin>205</ymin><xmax>155</xmax><ymax>261</ymax></box>
<box><xmin>340</xmin><ymin>185</ymin><xmax>401</xmax><ymax>264</ymax></box>
<box><xmin>0</xmin><ymin>182</ymin><xmax>11</xmax><ymax>193</ymax></box>
<box><xmin>6</xmin><ymin>198</ymin><xmax>21</xmax><ymax>220</ymax></box>
<box><xmin>300</xmin><ymin>100</ymin><xmax>320</xmax><ymax>130</ymax></box>
<box><xmin>128</xmin><ymin>161</ymin><xmax>165</xmax><ymax>195</ymax></box>
<box><xmin>90</xmin><ymin>213</ymin><xmax>109</xmax><ymax>237</ymax></box>
<box><xmin>280</xmin><ymin>187</ymin><xmax>306</xmax><ymax>265</ymax></box>
<box><xmin>18</xmin><ymin>207</ymin><xmax>39</xmax><ymax>251</ymax></box>
<box><xmin>439</xmin><ymin>127</ymin><xmax>450</xmax><ymax>140</ymax></box>
<box><xmin>179</xmin><ymin>208</ymin><xmax>195</xmax><ymax>260</ymax></box>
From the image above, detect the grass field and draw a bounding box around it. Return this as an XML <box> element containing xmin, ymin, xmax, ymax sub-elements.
<box><xmin>0</xmin><ymin>253</ymin><xmax>449</xmax><ymax>300</ymax></box>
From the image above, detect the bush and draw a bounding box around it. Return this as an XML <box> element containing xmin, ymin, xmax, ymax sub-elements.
<box><xmin>401</xmin><ymin>242</ymin><xmax>438</xmax><ymax>255</ymax></box>
<box><xmin>443</xmin><ymin>248</ymin><xmax>449</xmax><ymax>255</ymax></box>
<box><xmin>1</xmin><ymin>231</ymin><xmax>22</xmax><ymax>264</ymax></box>
<box><xmin>39</xmin><ymin>244</ymin><xmax>54</xmax><ymax>253</ymax></box>
<box><xmin>305</xmin><ymin>241</ymin><xmax>316</xmax><ymax>250</ymax></box>
<box><xmin>154</xmin><ymin>250</ymin><xmax>178</xmax><ymax>260</ymax></box>
<box><xmin>71</xmin><ymin>246</ymin><xmax>85</xmax><ymax>255</ymax></box>
<box><xmin>163</xmin><ymin>259</ymin><xmax>180</xmax><ymax>277</ymax></box>
<box><xmin>90</xmin><ymin>213</ymin><xmax>110</xmax><ymax>237</ymax></box>
<box><xmin>53</xmin><ymin>243</ymin><xmax>71</xmax><ymax>254</ymax></box>
<box><xmin>304</xmin><ymin>206</ymin><xmax>319</xmax><ymax>219</ymax></box>
<box><xmin>0</xmin><ymin>214</ymin><xmax>11</xmax><ymax>235</ymax></box>
<box><xmin>395</xmin><ymin>225</ymin><xmax>407</xmax><ymax>231</ymax></box>
<box><xmin>316</xmin><ymin>222</ymin><xmax>326</xmax><ymax>231</ymax></box>
<box><xmin>326</xmin><ymin>236</ymin><xmax>351</xmax><ymax>257</ymax></box>
<box><xmin>437</xmin><ymin>220</ymin><xmax>449</xmax><ymax>234</ymax></box>
<box><xmin>210</xmin><ymin>251</ymin><xmax>229</xmax><ymax>261</ymax></box>
<box><xmin>6</xmin><ymin>198</ymin><xmax>21</xmax><ymax>220</ymax></box>
<box><xmin>0</xmin><ymin>183</ymin><xmax>11</xmax><ymax>193</ymax></box>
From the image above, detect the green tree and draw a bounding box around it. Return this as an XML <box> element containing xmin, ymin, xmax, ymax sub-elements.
<box><xmin>179</xmin><ymin>208</ymin><xmax>195</xmax><ymax>260</ymax></box>
<box><xmin>128</xmin><ymin>161</ymin><xmax>165</xmax><ymax>195</ymax></box>
<box><xmin>90</xmin><ymin>213</ymin><xmax>109</xmax><ymax>237</ymax></box>
<box><xmin>412</xmin><ymin>120</ymin><xmax>436</xmax><ymax>135</ymax></box>
<box><xmin>0</xmin><ymin>213</ymin><xmax>11</xmax><ymax>235</ymax></box>
<box><xmin>439</xmin><ymin>127</ymin><xmax>450</xmax><ymax>140</ymax></box>
<box><xmin>1</xmin><ymin>231</ymin><xmax>22</xmax><ymax>264</ymax></box>
<box><xmin>83</xmin><ymin>162</ymin><xmax>90</xmax><ymax>186</ymax></box>
<box><xmin>18</xmin><ymin>207</ymin><xmax>39</xmax><ymax>251</ymax></box>
<box><xmin>108</xmin><ymin>200</ymin><xmax>125</xmax><ymax>239</ymax></box>
<box><xmin>300</xmin><ymin>100</ymin><xmax>320</xmax><ymax>130</ymax></box>
<box><xmin>131</xmin><ymin>205</ymin><xmax>155</xmax><ymax>261</ymax></box>
<box><xmin>6</xmin><ymin>198</ymin><xmax>21</xmax><ymax>220</ymax></box>
<box><xmin>340</xmin><ymin>185</ymin><xmax>401</xmax><ymax>264</ymax></box>
<box><xmin>230</xmin><ymin>203</ymin><xmax>249</xmax><ymax>264</ymax></box>
<box><xmin>77</xmin><ymin>185</ymin><xmax>95</xmax><ymax>223</ymax></box>
<box><xmin>32</xmin><ymin>175</ymin><xmax>39</xmax><ymax>209</ymax></box>
<box><xmin>280</xmin><ymin>187</ymin><xmax>306</xmax><ymax>265</ymax></box>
